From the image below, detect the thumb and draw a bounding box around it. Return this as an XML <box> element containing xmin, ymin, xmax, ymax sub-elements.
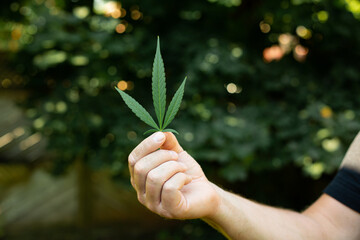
<box><xmin>160</xmin><ymin>132</ymin><xmax>184</xmax><ymax>153</ymax></box>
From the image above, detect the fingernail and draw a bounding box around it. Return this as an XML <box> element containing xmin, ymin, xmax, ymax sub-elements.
<box><xmin>169</xmin><ymin>151</ymin><xmax>178</xmax><ymax>159</ymax></box>
<box><xmin>153</xmin><ymin>132</ymin><xmax>165</xmax><ymax>143</ymax></box>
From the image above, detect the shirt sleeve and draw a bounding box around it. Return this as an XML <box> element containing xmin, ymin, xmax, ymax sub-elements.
<box><xmin>324</xmin><ymin>167</ymin><xmax>360</xmax><ymax>213</ymax></box>
<box><xmin>323</xmin><ymin>131</ymin><xmax>360</xmax><ymax>213</ymax></box>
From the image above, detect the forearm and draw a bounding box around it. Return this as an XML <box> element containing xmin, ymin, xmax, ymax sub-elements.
<box><xmin>203</xmin><ymin>184</ymin><xmax>327</xmax><ymax>240</ymax></box>
<box><xmin>129</xmin><ymin>132</ymin><xmax>360</xmax><ymax>239</ymax></box>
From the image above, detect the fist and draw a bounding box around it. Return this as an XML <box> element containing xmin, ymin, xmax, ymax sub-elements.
<box><xmin>128</xmin><ymin>132</ymin><xmax>220</xmax><ymax>219</ymax></box>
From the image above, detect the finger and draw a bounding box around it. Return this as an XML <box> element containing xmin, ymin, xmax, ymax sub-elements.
<box><xmin>128</xmin><ymin>132</ymin><xmax>165</xmax><ymax>177</ymax></box>
<box><xmin>161</xmin><ymin>132</ymin><xmax>184</xmax><ymax>153</ymax></box>
<box><xmin>145</xmin><ymin>161</ymin><xmax>187</xmax><ymax>208</ymax></box>
<box><xmin>177</xmin><ymin>151</ymin><xmax>204</xmax><ymax>177</ymax></box>
<box><xmin>133</xmin><ymin>150</ymin><xmax>178</xmax><ymax>192</ymax></box>
<box><xmin>160</xmin><ymin>172</ymin><xmax>192</xmax><ymax>216</ymax></box>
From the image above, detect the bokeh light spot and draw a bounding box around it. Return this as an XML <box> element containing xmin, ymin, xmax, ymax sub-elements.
<box><xmin>121</xmin><ymin>8</ymin><xmax>127</xmax><ymax>18</ymax></box>
<box><xmin>117</xmin><ymin>80</ymin><xmax>128</xmax><ymax>90</ymax></box>
<box><xmin>278</xmin><ymin>34</ymin><xmax>296</xmax><ymax>53</ymax></box>
<box><xmin>131</xmin><ymin>10</ymin><xmax>142</xmax><ymax>20</ymax></box>
<box><xmin>56</xmin><ymin>101</ymin><xmax>68</xmax><ymax>113</ymax></box>
<box><xmin>305</xmin><ymin>162</ymin><xmax>325</xmax><ymax>179</ymax></box>
<box><xmin>73</xmin><ymin>6</ymin><xmax>90</xmax><ymax>19</ymax></box>
<box><xmin>108</xmin><ymin>66</ymin><xmax>117</xmax><ymax>75</ymax></box>
<box><xmin>225</xmin><ymin>116</ymin><xmax>240</xmax><ymax>127</ymax></box>
<box><xmin>293</xmin><ymin>45</ymin><xmax>309</xmax><ymax>62</ymax></box>
<box><xmin>1</xmin><ymin>79</ymin><xmax>12</xmax><ymax>88</ymax></box>
<box><xmin>111</xmin><ymin>9</ymin><xmax>121</xmax><ymax>18</ymax></box>
<box><xmin>322</xmin><ymin>138</ymin><xmax>340</xmax><ymax>152</ymax></box>
<box><xmin>296</xmin><ymin>26</ymin><xmax>312</xmax><ymax>39</ymax></box>
<box><xmin>34</xmin><ymin>118</ymin><xmax>45</xmax><ymax>129</ymax></box>
<box><xmin>316</xmin><ymin>128</ymin><xmax>331</xmax><ymax>140</ymax></box>
<box><xmin>263</xmin><ymin>45</ymin><xmax>284</xmax><ymax>62</ymax></box>
<box><xmin>317</xmin><ymin>11</ymin><xmax>329</xmax><ymax>22</ymax></box>
<box><xmin>184</xmin><ymin>132</ymin><xmax>194</xmax><ymax>142</ymax></box>
<box><xmin>205</xmin><ymin>53</ymin><xmax>219</xmax><ymax>64</ymax></box>
<box><xmin>127</xmin><ymin>131</ymin><xmax>137</xmax><ymax>140</ymax></box>
<box><xmin>127</xmin><ymin>81</ymin><xmax>134</xmax><ymax>90</ymax></box>
<box><xmin>231</xmin><ymin>47</ymin><xmax>243</xmax><ymax>58</ymax></box>
<box><xmin>71</xmin><ymin>55</ymin><xmax>89</xmax><ymax>66</ymax></box>
<box><xmin>115</xmin><ymin>23</ymin><xmax>126</xmax><ymax>33</ymax></box>
<box><xmin>320</xmin><ymin>106</ymin><xmax>333</xmax><ymax>118</ymax></box>
<box><xmin>259</xmin><ymin>21</ymin><xmax>271</xmax><ymax>33</ymax></box>
<box><xmin>226</xmin><ymin>83</ymin><xmax>237</xmax><ymax>93</ymax></box>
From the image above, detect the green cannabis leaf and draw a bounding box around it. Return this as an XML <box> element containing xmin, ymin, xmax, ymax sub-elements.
<box><xmin>115</xmin><ymin>36</ymin><xmax>186</xmax><ymax>135</ymax></box>
<box><xmin>163</xmin><ymin>77</ymin><xmax>186</xmax><ymax>129</ymax></box>
<box><xmin>152</xmin><ymin>37</ymin><xmax>166</xmax><ymax>129</ymax></box>
<box><xmin>115</xmin><ymin>88</ymin><xmax>158</xmax><ymax>130</ymax></box>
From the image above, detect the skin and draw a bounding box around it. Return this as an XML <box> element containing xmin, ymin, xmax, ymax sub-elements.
<box><xmin>128</xmin><ymin>131</ymin><xmax>360</xmax><ymax>240</ymax></box>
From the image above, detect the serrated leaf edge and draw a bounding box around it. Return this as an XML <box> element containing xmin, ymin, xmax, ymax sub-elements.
<box><xmin>162</xmin><ymin>77</ymin><xmax>187</xmax><ymax>129</ymax></box>
<box><xmin>152</xmin><ymin>37</ymin><xmax>166</xmax><ymax>129</ymax></box>
<box><xmin>115</xmin><ymin>87</ymin><xmax>159</xmax><ymax>130</ymax></box>
<box><xmin>115</xmin><ymin>37</ymin><xmax>187</xmax><ymax>134</ymax></box>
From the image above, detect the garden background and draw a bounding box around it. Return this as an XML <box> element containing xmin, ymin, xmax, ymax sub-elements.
<box><xmin>0</xmin><ymin>0</ymin><xmax>360</xmax><ymax>239</ymax></box>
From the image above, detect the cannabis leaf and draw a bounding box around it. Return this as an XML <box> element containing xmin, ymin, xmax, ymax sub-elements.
<box><xmin>115</xmin><ymin>37</ymin><xmax>186</xmax><ymax>134</ymax></box>
<box><xmin>163</xmin><ymin>77</ymin><xmax>186</xmax><ymax>129</ymax></box>
<box><xmin>152</xmin><ymin>37</ymin><xmax>166</xmax><ymax>129</ymax></box>
<box><xmin>115</xmin><ymin>87</ymin><xmax>159</xmax><ymax>130</ymax></box>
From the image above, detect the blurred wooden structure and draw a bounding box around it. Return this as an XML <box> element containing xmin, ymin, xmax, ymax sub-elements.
<box><xmin>0</xmin><ymin>97</ymin><xmax>174</xmax><ymax>239</ymax></box>
<box><xmin>0</xmin><ymin>98</ymin><xmax>46</xmax><ymax>162</ymax></box>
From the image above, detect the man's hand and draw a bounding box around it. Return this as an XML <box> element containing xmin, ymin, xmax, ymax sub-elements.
<box><xmin>128</xmin><ymin>131</ymin><xmax>220</xmax><ymax>219</ymax></box>
<box><xmin>128</xmin><ymin>132</ymin><xmax>360</xmax><ymax>239</ymax></box>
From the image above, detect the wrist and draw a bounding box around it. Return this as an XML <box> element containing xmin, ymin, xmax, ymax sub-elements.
<box><xmin>203</xmin><ymin>182</ymin><xmax>228</xmax><ymax>221</ymax></box>
<box><xmin>201</xmin><ymin>183</ymin><xmax>236</xmax><ymax>239</ymax></box>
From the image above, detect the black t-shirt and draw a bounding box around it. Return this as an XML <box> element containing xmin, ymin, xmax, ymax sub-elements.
<box><xmin>324</xmin><ymin>167</ymin><xmax>360</xmax><ymax>213</ymax></box>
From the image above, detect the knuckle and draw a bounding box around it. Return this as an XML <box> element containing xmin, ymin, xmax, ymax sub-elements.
<box><xmin>158</xmin><ymin>208</ymin><xmax>176</xmax><ymax>219</ymax></box>
<box><xmin>167</xmin><ymin>161</ymin><xmax>182</xmax><ymax>170</ymax></box>
<box><xmin>162</xmin><ymin>150</ymin><xmax>176</xmax><ymax>159</ymax></box>
<box><xmin>176</xmin><ymin>172</ymin><xmax>187</xmax><ymax>179</ymax></box>
<box><xmin>146</xmin><ymin>202</ymin><xmax>157</xmax><ymax>212</ymax></box>
<box><xmin>131</xmin><ymin>148</ymin><xmax>139</xmax><ymax>159</ymax></box>
<box><xmin>137</xmin><ymin>193</ymin><xmax>145</xmax><ymax>204</ymax></box>
<box><xmin>160</xmin><ymin>149</ymin><xmax>171</xmax><ymax>155</ymax></box>
<box><xmin>134</xmin><ymin>163</ymin><xmax>145</xmax><ymax>176</ymax></box>
<box><xmin>152</xmin><ymin>150</ymin><xmax>169</xmax><ymax>160</ymax></box>
<box><xmin>163</xmin><ymin>182</ymin><xmax>176</xmax><ymax>193</ymax></box>
<box><xmin>128</xmin><ymin>154</ymin><xmax>135</xmax><ymax>166</ymax></box>
<box><xmin>147</xmin><ymin>171</ymin><xmax>160</xmax><ymax>184</ymax></box>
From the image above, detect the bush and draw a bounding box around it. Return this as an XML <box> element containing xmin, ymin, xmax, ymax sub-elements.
<box><xmin>2</xmin><ymin>0</ymin><xmax>360</xmax><ymax>214</ymax></box>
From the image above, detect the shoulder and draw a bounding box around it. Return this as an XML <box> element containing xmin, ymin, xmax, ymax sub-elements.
<box><xmin>340</xmin><ymin>131</ymin><xmax>360</xmax><ymax>172</ymax></box>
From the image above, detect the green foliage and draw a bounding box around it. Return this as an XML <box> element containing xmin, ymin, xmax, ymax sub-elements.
<box><xmin>115</xmin><ymin>37</ymin><xmax>186</xmax><ymax>134</ymax></box>
<box><xmin>2</xmin><ymin>0</ymin><xmax>360</xmax><ymax>238</ymax></box>
<box><xmin>2</xmin><ymin>0</ymin><xmax>360</xmax><ymax>198</ymax></box>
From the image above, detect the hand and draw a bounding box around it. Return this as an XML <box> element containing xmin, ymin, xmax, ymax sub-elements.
<box><xmin>128</xmin><ymin>131</ymin><xmax>220</xmax><ymax>219</ymax></box>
